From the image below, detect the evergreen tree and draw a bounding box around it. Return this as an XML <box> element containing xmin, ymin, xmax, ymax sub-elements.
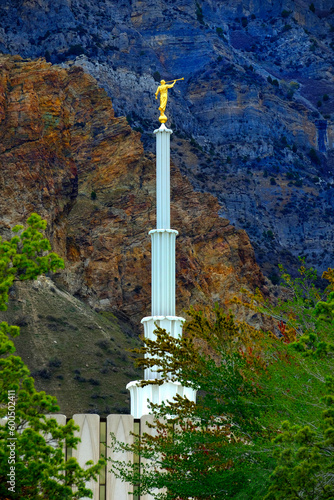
<box><xmin>0</xmin><ymin>214</ymin><xmax>104</xmax><ymax>499</ymax></box>
<box><xmin>264</xmin><ymin>376</ymin><xmax>334</xmax><ymax>499</ymax></box>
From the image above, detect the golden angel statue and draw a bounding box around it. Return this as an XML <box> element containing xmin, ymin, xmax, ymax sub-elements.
<box><xmin>155</xmin><ymin>78</ymin><xmax>184</xmax><ymax>123</ymax></box>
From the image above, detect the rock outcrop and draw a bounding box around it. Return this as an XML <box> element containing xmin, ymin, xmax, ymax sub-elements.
<box><xmin>0</xmin><ymin>54</ymin><xmax>266</xmax><ymax>331</ymax></box>
<box><xmin>0</xmin><ymin>0</ymin><xmax>333</xmax><ymax>277</ymax></box>
<box><xmin>0</xmin><ymin>53</ymin><xmax>272</xmax><ymax>414</ymax></box>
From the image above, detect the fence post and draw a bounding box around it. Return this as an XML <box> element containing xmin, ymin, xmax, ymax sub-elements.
<box><xmin>72</xmin><ymin>414</ymin><xmax>100</xmax><ymax>500</ymax></box>
<box><xmin>106</xmin><ymin>414</ymin><xmax>134</xmax><ymax>498</ymax></box>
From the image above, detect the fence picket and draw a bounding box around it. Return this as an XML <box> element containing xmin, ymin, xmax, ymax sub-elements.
<box><xmin>107</xmin><ymin>414</ymin><xmax>134</xmax><ymax>498</ymax></box>
<box><xmin>72</xmin><ymin>414</ymin><xmax>100</xmax><ymax>500</ymax></box>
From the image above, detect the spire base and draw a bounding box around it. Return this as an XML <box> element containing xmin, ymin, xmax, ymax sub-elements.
<box><xmin>127</xmin><ymin>380</ymin><xmax>196</xmax><ymax>419</ymax></box>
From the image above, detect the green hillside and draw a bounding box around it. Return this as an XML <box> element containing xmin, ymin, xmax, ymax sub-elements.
<box><xmin>1</xmin><ymin>278</ymin><xmax>141</xmax><ymax>416</ymax></box>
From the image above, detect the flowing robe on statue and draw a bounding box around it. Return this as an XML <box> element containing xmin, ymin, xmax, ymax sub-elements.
<box><xmin>156</xmin><ymin>83</ymin><xmax>175</xmax><ymax>114</ymax></box>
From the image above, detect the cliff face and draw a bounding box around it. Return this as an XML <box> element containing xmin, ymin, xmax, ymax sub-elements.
<box><xmin>0</xmin><ymin>54</ymin><xmax>266</xmax><ymax>330</ymax></box>
<box><xmin>0</xmin><ymin>53</ymin><xmax>269</xmax><ymax>414</ymax></box>
<box><xmin>0</xmin><ymin>0</ymin><xmax>333</xmax><ymax>279</ymax></box>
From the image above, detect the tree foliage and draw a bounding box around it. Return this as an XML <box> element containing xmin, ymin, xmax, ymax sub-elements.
<box><xmin>0</xmin><ymin>213</ymin><xmax>64</xmax><ymax>310</ymax></box>
<box><xmin>264</xmin><ymin>376</ymin><xmax>334</xmax><ymax>500</ymax></box>
<box><xmin>109</xmin><ymin>263</ymin><xmax>334</xmax><ymax>499</ymax></box>
<box><xmin>110</xmin><ymin>307</ymin><xmax>276</xmax><ymax>499</ymax></box>
<box><xmin>0</xmin><ymin>214</ymin><xmax>104</xmax><ymax>499</ymax></box>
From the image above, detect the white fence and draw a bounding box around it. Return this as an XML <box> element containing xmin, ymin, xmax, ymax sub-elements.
<box><xmin>1</xmin><ymin>413</ymin><xmax>155</xmax><ymax>500</ymax></box>
<box><xmin>66</xmin><ymin>413</ymin><xmax>154</xmax><ymax>500</ymax></box>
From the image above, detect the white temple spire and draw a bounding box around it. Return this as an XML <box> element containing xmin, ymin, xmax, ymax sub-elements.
<box><xmin>127</xmin><ymin>83</ymin><xmax>196</xmax><ymax>418</ymax></box>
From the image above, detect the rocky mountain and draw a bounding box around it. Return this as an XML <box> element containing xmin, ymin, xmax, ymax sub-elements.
<box><xmin>1</xmin><ymin>0</ymin><xmax>333</xmax><ymax>280</ymax></box>
<box><xmin>0</xmin><ymin>54</ymin><xmax>267</xmax><ymax>414</ymax></box>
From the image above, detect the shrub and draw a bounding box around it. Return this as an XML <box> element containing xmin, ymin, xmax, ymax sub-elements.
<box><xmin>48</xmin><ymin>357</ymin><xmax>62</xmax><ymax>368</ymax></box>
<box><xmin>37</xmin><ymin>368</ymin><xmax>52</xmax><ymax>379</ymax></box>
<box><xmin>216</xmin><ymin>27</ymin><xmax>226</xmax><ymax>41</ymax></box>
<box><xmin>309</xmin><ymin>148</ymin><xmax>321</xmax><ymax>165</ymax></box>
<box><xmin>95</xmin><ymin>339</ymin><xmax>110</xmax><ymax>351</ymax></box>
<box><xmin>67</xmin><ymin>44</ymin><xmax>85</xmax><ymax>56</ymax></box>
<box><xmin>269</xmin><ymin>272</ymin><xmax>280</xmax><ymax>285</ymax></box>
<box><xmin>88</xmin><ymin>378</ymin><xmax>101</xmax><ymax>386</ymax></box>
<box><xmin>264</xmin><ymin>229</ymin><xmax>275</xmax><ymax>239</ymax></box>
<box><xmin>196</xmin><ymin>1</ymin><xmax>204</xmax><ymax>24</ymax></box>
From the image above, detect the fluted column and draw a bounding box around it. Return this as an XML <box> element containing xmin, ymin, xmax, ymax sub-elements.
<box><xmin>141</xmin><ymin>315</ymin><xmax>185</xmax><ymax>380</ymax></box>
<box><xmin>155</xmin><ymin>124</ymin><xmax>172</xmax><ymax>229</ymax></box>
<box><xmin>150</xmin><ymin>229</ymin><xmax>177</xmax><ymax>316</ymax></box>
<box><xmin>127</xmin><ymin>123</ymin><xmax>196</xmax><ymax>418</ymax></box>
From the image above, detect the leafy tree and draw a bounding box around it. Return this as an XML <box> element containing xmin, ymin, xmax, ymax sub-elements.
<box><xmin>110</xmin><ymin>308</ymin><xmax>276</xmax><ymax>499</ymax></box>
<box><xmin>110</xmin><ymin>263</ymin><xmax>334</xmax><ymax>499</ymax></box>
<box><xmin>262</xmin><ymin>269</ymin><xmax>334</xmax><ymax>499</ymax></box>
<box><xmin>0</xmin><ymin>214</ymin><xmax>104</xmax><ymax>499</ymax></box>
<box><xmin>315</xmin><ymin>292</ymin><xmax>334</xmax><ymax>322</ymax></box>
<box><xmin>0</xmin><ymin>213</ymin><xmax>64</xmax><ymax>310</ymax></box>
<box><xmin>235</xmin><ymin>258</ymin><xmax>325</xmax><ymax>341</ymax></box>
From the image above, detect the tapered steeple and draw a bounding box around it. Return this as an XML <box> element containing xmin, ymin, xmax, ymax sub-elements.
<box><xmin>126</xmin><ymin>83</ymin><xmax>196</xmax><ymax>418</ymax></box>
